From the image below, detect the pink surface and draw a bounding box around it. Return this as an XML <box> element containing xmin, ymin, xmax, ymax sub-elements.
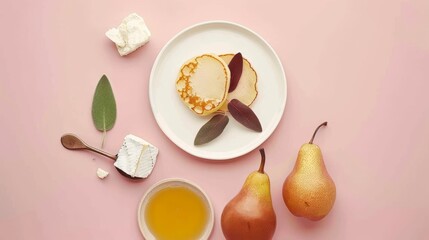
<box><xmin>1</xmin><ymin>0</ymin><xmax>428</xmax><ymax>239</ymax></box>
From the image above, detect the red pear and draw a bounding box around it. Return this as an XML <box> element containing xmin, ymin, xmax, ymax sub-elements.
<box><xmin>221</xmin><ymin>149</ymin><xmax>276</xmax><ymax>240</ymax></box>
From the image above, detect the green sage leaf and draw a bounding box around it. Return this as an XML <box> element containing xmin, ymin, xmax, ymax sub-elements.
<box><xmin>194</xmin><ymin>114</ymin><xmax>229</xmax><ymax>145</ymax></box>
<box><xmin>228</xmin><ymin>99</ymin><xmax>262</xmax><ymax>132</ymax></box>
<box><xmin>92</xmin><ymin>75</ymin><xmax>117</xmax><ymax>132</ymax></box>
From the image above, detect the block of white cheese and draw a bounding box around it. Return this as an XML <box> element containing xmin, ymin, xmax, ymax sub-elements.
<box><xmin>97</xmin><ymin>168</ymin><xmax>109</xmax><ymax>179</ymax></box>
<box><xmin>114</xmin><ymin>134</ymin><xmax>158</xmax><ymax>178</ymax></box>
<box><xmin>105</xmin><ymin>13</ymin><xmax>151</xmax><ymax>56</ymax></box>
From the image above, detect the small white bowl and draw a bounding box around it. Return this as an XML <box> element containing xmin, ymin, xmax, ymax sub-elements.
<box><xmin>137</xmin><ymin>178</ymin><xmax>215</xmax><ymax>240</ymax></box>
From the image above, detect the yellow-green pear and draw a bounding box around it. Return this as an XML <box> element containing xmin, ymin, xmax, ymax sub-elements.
<box><xmin>282</xmin><ymin>122</ymin><xmax>336</xmax><ymax>220</ymax></box>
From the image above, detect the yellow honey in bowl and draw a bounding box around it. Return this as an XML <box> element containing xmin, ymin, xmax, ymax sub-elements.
<box><xmin>145</xmin><ymin>186</ymin><xmax>209</xmax><ymax>240</ymax></box>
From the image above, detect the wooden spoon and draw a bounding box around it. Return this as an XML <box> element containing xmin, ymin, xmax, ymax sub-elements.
<box><xmin>60</xmin><ymin>134</ymin><xmax>142</xmax><ymax>179</ymax></box>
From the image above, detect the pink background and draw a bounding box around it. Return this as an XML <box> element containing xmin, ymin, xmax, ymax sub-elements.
<box><xmin>1</xmin><ymin>0</ymin><xmax>428</xmax><ymax>239</ymax></box>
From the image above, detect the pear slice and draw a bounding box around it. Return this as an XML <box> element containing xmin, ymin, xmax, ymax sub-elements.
<box><xmin>176</xmin><ymin>54</ymin><xmax>231</xmax><ymax>116</ymax></box>
<box><xmin>219</xmin><ymin>54</ymin><xmax>258</xmax><ymax>111</ymax></box>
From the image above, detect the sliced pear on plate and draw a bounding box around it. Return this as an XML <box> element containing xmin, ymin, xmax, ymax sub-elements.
<box><xmin>176</xmin><ymin>54</ymin><xmax>231</xmax><ymax>116</ymax></box>
<box><xmin>219</xmin><ymin>54</ymin><xmax>258</xmax><ymax>111</ymax></box>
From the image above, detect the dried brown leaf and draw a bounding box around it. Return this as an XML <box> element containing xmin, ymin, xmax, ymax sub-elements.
<box><xmin>194</xmin><ymin>114</ymin><xmax>229</xmax><ymax>145</ymax></box>
<box><xmin>228</xmin><ymin>99</ymin><xmax>262</xmax><ymax>132</ymax></box>
<box><xmin>228</xmin><ymin>52</ymin><xmax>243</xmax><ymax>92</ymax></box>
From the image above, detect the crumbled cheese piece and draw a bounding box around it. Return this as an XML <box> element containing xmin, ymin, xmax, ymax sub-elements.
<box><xmin>114</xmin><ymin>135</ymin><xmax>159</xmax><ymax>178</ymax></box>
<box><xmin>105</xmin><ymin>13</ymin><xmax>151</xmax><ymax>56</ymax></box>
<box><xmin>105</xmin><ymin>28</ymin><xmax>126</xmax><ymax>47</ymax></box>
<box><xmin>96</xmin><ymin>168</ymin><xmax>109</xmax><ymax>179</ymax></box>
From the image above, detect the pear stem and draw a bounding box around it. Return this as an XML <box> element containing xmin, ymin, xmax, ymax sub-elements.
<box><xmin>309</xmin><ymin>122</ymin><xmax>328</xmax><ymax>144</ymax></box>
<box><xmin>258</xmin><ymin>148</ymin><xmax>265</xmax><ymax>173</ymax></box>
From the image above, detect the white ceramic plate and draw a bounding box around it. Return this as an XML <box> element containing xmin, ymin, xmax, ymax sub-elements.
<box><xmin>149</xmin><ymin>21</ymin><xmax>287</xmax><ymax>160</ymax></box>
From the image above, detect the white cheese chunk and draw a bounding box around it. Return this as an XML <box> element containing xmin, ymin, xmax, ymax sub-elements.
<box><xmin>96</xmin><ymin>168</ymin><xmax>109</xmax><ymax>179</ymax></box>
<box><xmin>114</xmin><ymin>134</ymin><xmax>158</xmax><ymax>178</ymax></box>
<box><xmin>105</xmin><ymin>28</ymin><xmax>126</xmax><ymax>47</ymax></box>
<box><xmin>105</xmin><ymin>13</ymin><xmax>151</xmax><ymax>56</ymax></box>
